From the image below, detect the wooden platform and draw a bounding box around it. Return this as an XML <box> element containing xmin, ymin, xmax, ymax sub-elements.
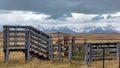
<box><xmin>3</xmin><ymin>25</ymin><xmax>53</xmax><ymax>63</ymax></box>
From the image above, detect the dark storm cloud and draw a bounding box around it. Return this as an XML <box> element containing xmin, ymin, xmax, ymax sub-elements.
<box><xmin>0</xmin><ymin>0</ymin><xmax>120</xmax><ymax>18</ymax></box>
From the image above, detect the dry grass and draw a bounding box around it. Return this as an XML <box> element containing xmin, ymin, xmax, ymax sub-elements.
<box><xmin>0</xmin><ymin>32</ymin><xmax>120</xmax><ymax>68</ymax></box>
<box><xmin>0</xmin><ymin>52</ymin><xmax>83</xmax><ymax>68</ymax></box>
<box><xmin>49</xmin><ymin>33</ymin><xmax>120</xmax><ymax>43</ymax></box>
<box><xmin>0</xmin><ymin>51</ymin><xmax>119</xmax><ymax>68</ymax></box>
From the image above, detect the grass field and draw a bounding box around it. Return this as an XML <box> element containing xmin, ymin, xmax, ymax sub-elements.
<box><xmin>0</xmin><ymin>32</ymin><xmax>120</xmax><ymax>68</ymax></box>
<box><xmin>0</xmin><ymin>52</ymin><xmax>119</xmax><ymax>68</ymax></box>
<box><xmin>49</xmin><ymin>33</ymin><xmax>120</xmax><ymax>43</ymax></box>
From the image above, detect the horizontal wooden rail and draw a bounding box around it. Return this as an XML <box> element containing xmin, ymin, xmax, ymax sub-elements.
<box><xmin>31</xmin><ymin>46</ymin><xmax>48</xmax><ymax>55</ymax></box>
<box><xmin>91</xmin><ymin>42</ymin><xmax>117</xmax><ymax>45</ymax></box>
<box><xmin>9</xmin><ymin>45</ymin><xmax>25</xmax><ymax>47</ymax></box>
<box><xmin>31</xmin><ymin>41</ymin><xmax>47</xmax><ymax>51</ymax></box>
<box><xmin>9</xmin><ymin>40</ymin><xmax>25</xmax><ymax>42</ymax></box>
<box><xmin>9</xmin><ymin>35</ymin><xmax>26</xmax><ymax>38</ymax></box>
<box><xmin>29</xmin><ymin>26</ymin><xmax>51</xmax><ymax>38</ymax></box>
<box><xmin>31</xmin><ymin>36</ymin><xmax>47</xmax><ymax>45</ymax></box>
<box><xmin>9</xmin><ymin>30</ymin><xmax>26</xmax><ymax>33</ymax></box>
<box><xmin>31</xmin><ymin>31</ymin><xmax>49</xmax><ymax>42</ymax></box>
<box><xmin>3</xmin><ymin>25</ymin><xmax>30</xmax><ymax>28</ymax></box>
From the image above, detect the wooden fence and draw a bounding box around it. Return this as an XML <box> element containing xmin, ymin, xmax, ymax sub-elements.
<box><xmin>3</xmin><ymin>25</ymin><xmax>120</xmax><ymax>68</ymax></box>
<box><xmin>3</xmin><ymin>25</ymin><xmax>53</xmax><ymax>63</ymax></box>
<box><xmin>84</xmin><ymin>42</ymin><xmax>120</xmax><ymax>67</ymax></box>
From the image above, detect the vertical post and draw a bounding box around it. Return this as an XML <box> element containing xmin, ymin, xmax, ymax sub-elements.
<box><xmin>72</xmin><ymin>36</ymin><xmax>75</xmax><ymax>54</ymax></box>
<box><xmin>68</xmin><ymin>44</ymin><xmax>72</xmax><ymax>63</ymax></box>
<box><xmin>25</xmin><ymin>27</ymin><xmax>30</xmax><ymax>61</ymax></box>
<box><xmin>25</xmin><ymin>27</ymin><xmax>27</xmax><ymax>61</ymax></box>
<box><xmin>58</xmin><ymin>31</ymin><xmax>60</xmax><ymax>42</ymax></box>
<box><xmin>58</xmin><ymin>43</ymin><xmax>62</xmax><ymax>62</ymax></box>
<box><xmin>48</xmin><ymin>36</ymin><xmax>53</xmax><ymax>60</ymax></box>
<box><xmin>84</xmin><ymin>43</ymin><xmax>88</xmax><ymax>65</ymax></box>
<box><xmin>3</xmin><ymin>26</ymin><xmax>6</xmax><ymax>63</ymax></box>
<box><xmin>117</xmin><ymin>43</ymin><xmax>120</xmax><ymax>68</ymax></box>
<box><xmin>84</xmin><ymin>43</ymin><xmax>92</xmax><ymax>67</ymax></box>
<box><xmin>88</xmin><ymin>43</ymin><xmax>92</xmax><ymax>66</ymax></box>
<box><xmin>68</xmin><ymin>36</ymin><xmax>75</xmax><ymax>63</ymax></box>
<box><xmin>63</xmin><ymin>35</ymin><xmax>70</xmax><ymax>57</ymax></box>
<box><xmin>102</xmin><ymin>48</ymin><xmax>105</xmax><ymax>68</ymax></box>
<box><xmin>3</xmin><ymin>26</ymin><xmax>10</xmax><ymax>63</ymax></box>
<box><xmin>14</xmin><ymin>28</ymin><xmax>17</xmax><ymax>46</ymax></box>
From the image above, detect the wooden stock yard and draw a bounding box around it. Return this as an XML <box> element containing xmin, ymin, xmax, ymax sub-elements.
<box><xmin>2</xmin><ymin>25</ymin><xmax>120</xmax><ymax>68</ymax></box>
<box><xmin>84</xmin><ymin>42</ymin><xmax>120</xmax><ymax>68</ymax></box>
<box><xmin>3</xmin><ymin>25</ymin><xmax>53</xmax><ymax>63</ymax></box>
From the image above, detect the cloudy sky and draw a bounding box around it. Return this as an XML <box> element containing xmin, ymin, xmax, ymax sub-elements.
<box><xmin>0</xmin><ymin>0</ymin><xmax>120</xmax><ymax>32</ymax></box>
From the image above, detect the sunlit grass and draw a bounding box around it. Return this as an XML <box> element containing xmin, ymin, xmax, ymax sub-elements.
<box><xmin>0</xmin><ymin>32</ymin><xmax>120</xmax><ymax>68</ymax></box>
<box><xmin>0</xmin><ymin>51</ymin><xmax>119</xmax><ymax>68</ymax></box>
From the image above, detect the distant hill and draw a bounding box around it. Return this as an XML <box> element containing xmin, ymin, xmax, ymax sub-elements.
<box><xmin>0</xmin><ymin>25</ymin><xmax>119</xmax><ymax>33</ymax></box>
<box><xmin>33</xmin><ymin>25</ymin><xmax>119</xmax><ymax>33</ymax></box>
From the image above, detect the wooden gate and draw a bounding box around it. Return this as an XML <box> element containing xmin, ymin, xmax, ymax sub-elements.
<box><xmin>84</xmin><ymin>42</ymin><xmax>120</xmax><ymax>66</ymax></box>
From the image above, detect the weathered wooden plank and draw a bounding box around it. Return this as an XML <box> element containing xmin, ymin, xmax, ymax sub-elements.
<box><xmin>3</xmin><ymin>26</ymin><xmax>7</xmax><ymax>49</ymax></box>
<box><xmin>117</xmin><ymin>43</ymin><xmax>120</xmax><ymax>58</ymax></box>
<box><xmin>9</xmin><ymin>35</ymin><xmax>25</xmax><ymax>38</ymax></box>
<box><xmin>9</xmin><ymin>40</ymin><xmax>25</xmax><ymax>42</ymax></box>
<box><xmin>31</xmin><ymin>41</ymin><xmax>47</xmax><ymax>51</ymax></box>
<box><xmin>92</xmin><ymin>43</ymin><xmax>117</xmax><ymax>45</ymax></box>
<box><xmin>4</xmin><ymin>27</ymin><xmax>10</xmax><ymax>63</ymax></box>
<box><xmin>92</xmin><ymin>52</ymin><xmax>101</xmax><ymax>54</ymax></box>
<box><xmin>92</xmin><ymin>46</ymin><xmax>117</xmax><ymax>49</ymax></box>
<box><xmin>3</xmin><ymin>26</ymin><xmax>7</xmax><ymax>63</ymax></box>
<box><xmin>31</xmin><ymin>46</ymin><xmax>47</xmax><ymax>55</ymax></box>
<box><xmin>109</xmin><ymin>51</ymin><xmax>117</xmax><ymax>54</ymax></box>
<box><xmin>92</xmin><ymin>58</ymin><xmax>114</xmax><ymax>61</ymax></box>
<box><xmin>58</xmin><ymin>43</ymin><xmax>62</xmax><ymax>62</ymax></box>
<box><xmin>31</xmin><ymin>36</ymin><xmax>47</xmax><ymax>46</ymax></box>
<box><xmin>3</xmin><ymin>25</ymin><xmax>29</xmax><ymax>28</ymax></box>
<box><xmin>9</xmin><ymin>45</ymin><xmax>25</xmax><ymax>47</ymax></box>
<box><xmin>92</xmin><ymin>49</ymin><xmax>103</xmax><ymax>51</ymax></box>
<box><xmin>69</xmin><ymin>44</ymin><xmax>72</xmax><ymax>63</ymax></box>
<box><xmin>84</xmin><ymin>43</ymin><xmax>88</xmax><ymax>65</ymax></box>
<box><xmin>31</xmin><ymin>31</ymin><xmax>49</xmax><ymax>42</ymax></box>
<box><xmin>9</xmin><ymin>48</ymin><xmax>26</xmax><ymax>52</ymax></box>
<box><xmin>92</xmin><ymin>53</ymin><xmax>117</xmax><ymax>57</ymax></box>
<box><xmin>84</xmin><ymin>43</ymin><xmax>94</xmax><ymax>65</ymax></box>
<box><xmin>31</xmin><ymin>41</ymin><xmax>46</xmax><ymax>48</ymax></box>
<box><xmin>48</xmin><ymin>37</ymin><xmax>53</xmax><ymax>60</ymax></box>
<box><xmin>9</xmin><ymin>30</ymin><xmax>26</xmax><ymax>33</ymax></box>
<box><xmin>109</xmin><ymin>54</ymin><xmax>117</xmax><ymax>56</ymax></box>
<box><xmin>92</xmin><ymin>44</ymin><xmax>117</xmax><ymax>47</ymax></box>
<box><xmin>92</xmin><ymin>54</ymin><xmax>103</xmax><ymax>57</ymax></box>
<box><xmin>29</xmin><ymin>26</ymin><xmax>50</xmax><ymax>38</ymax></box>
<box><xmin>9</xmin><ymin>47</ymin><xmax>26</xmax><ymax>49</ymax></box>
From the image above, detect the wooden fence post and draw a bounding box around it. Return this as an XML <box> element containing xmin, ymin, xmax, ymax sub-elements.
<box><xmin>89</xmin><ymin>43</ymin><xmax>92</xmax><ymax>65</ymax></box>
<box><xmin>117</xmin><ymin>43</ymin><xmax>120</xmax><ymax>68</ymax></box>
<box><xmin>68</xmin><ymin>44</ymin><xmax>72</xmax><ymax>63</ymax></box>
<box><xmin>48</xmin><ymin>36</ymin><xmax>53</xmax><ymax>60</ymax></box>
<box><xmin>3</xmin><ymin>26</ymin><xmax>6</xmax><ymax>63</ymax></box>
<box><xmin>3</xmin><ymin>26</ymin><xmax>10</xmax><ymax>63</ymax></box>
<box><xmin>25</xmin><ymin>27</ymin><xmax>30</xmax><ymax>61</ymax></box>
<box><xmin>102</xmin><ymin>48</ymin><xmax>105</xmax><ymax>68</ymax></box>
<box><xmin>72</xmin><ymin>36</ymin><xmax>75</xmax><ymax>55</ymax></box>
<box><xmin>84</xmin><ymin>43</ymin><xmax>89</xmax><ymax>65</ymax></box>
<box><xmin>58</xmin><ymin>43</ymin><xmax>62</xmax><ymax>62</ymax></box>
<box><xmin>68</xmin><ymin>36</ymin><xmax>75</xmax><ymax>63</ymax></box>
<box><xmin>84</xmin><ymin>43</ymin><xmax>92</xmax><ymax>66</ymax></box>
